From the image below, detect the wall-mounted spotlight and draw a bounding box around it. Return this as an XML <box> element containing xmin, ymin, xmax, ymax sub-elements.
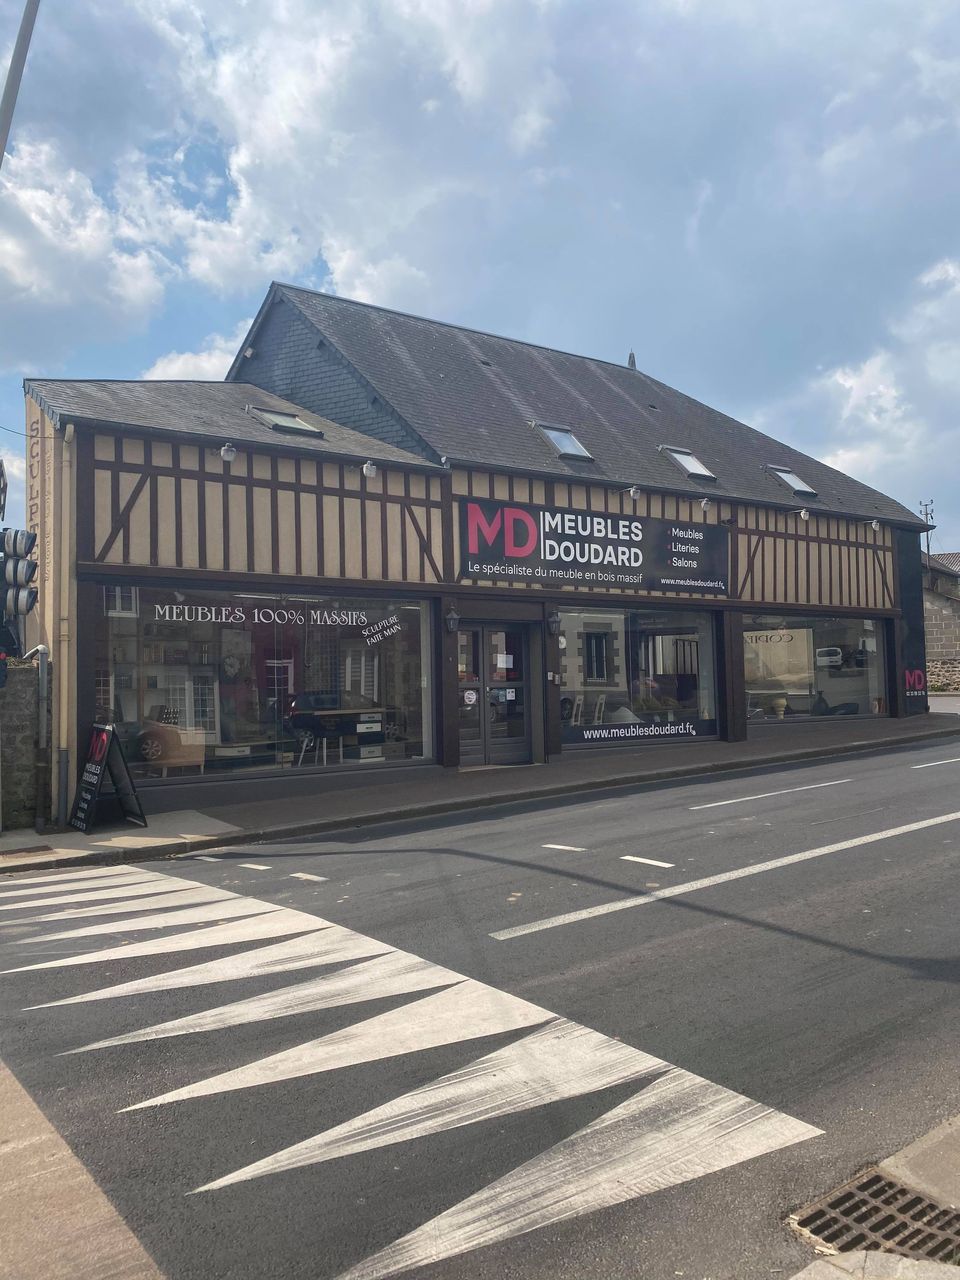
<box><xmin>700</xmin><ymin>497</ymin><xmax>711</xmax><ymax>512</ymax></box>
<box><xmin>546</xmin><ymin>608</ymin><xmax>561</xmax><ymax>637</ymax></box>
<box><xmin>243</xmin><ymin>346</ymin><xmax>255</xmax><ymax>359</ymax></box>
<box><xmin>362</xmin><ymin>460</ymin><xmax>377</xmax><ymax>479</ymax></box>
<box><xmin>628</xmin><ymin>485</ymin><xmax>642</xmax><ymax>500</ymax></box>
<box><xmin>871</xmin><ymin>519</ymin><xmax>880</xmax><ymax>532</ymax></box>
<box><xmin>440</xmin><ymin>455</ymin><xmax>451</xmax><ymax>470</ymax></box>
<box><xmin>444</xmin><ymin>604</ymin><xmax>461</xmax><ymax>634</ymax></box>
<box><xmin>790</xmin><ymin>507</ymin><xmax>810</xmax><ymax>521</ymax></box>
<box><xmin>220</xmin><ymin>442</ymin><xmax>237</xmax><ymax>464</ymax></box>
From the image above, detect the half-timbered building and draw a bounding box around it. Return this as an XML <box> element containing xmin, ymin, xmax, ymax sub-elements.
<box><xmin>24</xmin><ymin>286</ymin><xmax>928</xmax><ymax>820</ymax></box>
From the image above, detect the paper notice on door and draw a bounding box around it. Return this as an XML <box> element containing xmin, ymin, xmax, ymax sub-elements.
<box><xmin>505</xmin><ymin>688</ymin><xmax>516</xmax><ymax>700</ymax></box>
<box><xmin>496</xmin><ymin>654</ymin><xmax>513</xmax><ymax>667</ymax></box>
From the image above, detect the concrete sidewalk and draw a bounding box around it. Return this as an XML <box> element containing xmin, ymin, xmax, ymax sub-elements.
<box><xmin>3</xmin><ymin>714</ymin><xmax>960</xmax><ymax>874</ymax></box>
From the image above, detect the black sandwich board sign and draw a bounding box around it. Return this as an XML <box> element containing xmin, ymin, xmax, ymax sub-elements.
<box><xmin>69</xmin><ymin>723</ymin><xmax>147</xmax><ymax>833</ymax></box>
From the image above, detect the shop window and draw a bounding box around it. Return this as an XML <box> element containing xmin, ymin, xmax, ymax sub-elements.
<box><xmin>93</xmin><ymin>589</ymin><xmax>434</xmax><ymax>778</ymax></box>
<box><xmin>558</xmin><ymin>608</ymin><xmax>717</xmax><ymax>743</ymax></box>
<box><xmin>743</xmin><ymin>614</ymin><xmax>886</xmax><ymax>720</ymax></box>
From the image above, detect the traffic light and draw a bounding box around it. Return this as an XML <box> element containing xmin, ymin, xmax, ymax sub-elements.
<box><xmin>1</xmin><ymin>527</ymin><xmax>38</xmax><ymax>619</ymax></box>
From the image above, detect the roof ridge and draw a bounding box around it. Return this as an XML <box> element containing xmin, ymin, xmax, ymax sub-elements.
<box><xmin>275</xmin><ymin>282</ymin><xmax>648</xmax><ymax>379</ymax></box>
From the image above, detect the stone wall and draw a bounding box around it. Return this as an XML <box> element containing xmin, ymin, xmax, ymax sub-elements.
<box><xmin>923</xmin><ymin>587</ymin><xmax>960</xmax><ymax>690</ymax></box>
<box><xmin>0</xmin><ymin>660</ymin><xmax>45</xmax><ymax>831</ymax></box>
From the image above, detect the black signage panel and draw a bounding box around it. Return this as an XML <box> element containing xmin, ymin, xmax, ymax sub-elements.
<box><xmin>69</xmin><ymin>724</ymin><xmax>147</xmax><ymax>833</ymax></box>
<box><xmin>459</xmin><ymin>498</ymin><xmax>729</xmax><ymax>595</ymax></box>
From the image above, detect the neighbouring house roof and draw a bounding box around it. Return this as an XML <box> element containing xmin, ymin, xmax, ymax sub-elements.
<box><xmin>231</xmin><ymin>282</ymin><xmax>923</xmax><ymax>526</ymax></box>
<box><xmin>924</xmin><ymin>551</ymin><xmax>960</xmax><ymax>577</ymax></box>
<box><xmin>23</xmin><ymin>379</ymin><xmax>433</xmax><ymax>469</ymax></box>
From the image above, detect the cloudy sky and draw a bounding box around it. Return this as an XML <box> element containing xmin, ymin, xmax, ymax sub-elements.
<box><xmin>2</xmin><ymin>0</ymin><xmax>959</xmax><ymax>548</ymax></box>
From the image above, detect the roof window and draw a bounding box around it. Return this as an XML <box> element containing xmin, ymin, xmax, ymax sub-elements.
<box><xmin>766</xmin><ymin>464</ymin><xmax>817</xmax><ymax>497</ymax></box>
<box><xmin>248</xmin><ymin>406</ymin><xmax>323</xmax><ymax>438</ymax></box>
<box><xmin>535</xmin><ymin>421</ymin><xmax>593</xmax><ymax>460</ymax></box>
<box><xmin>659</xmin><ymin>445</ymin><xmax>716</xmax><ymax>481</ymax></box>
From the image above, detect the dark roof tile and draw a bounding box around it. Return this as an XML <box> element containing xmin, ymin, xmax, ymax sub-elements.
<box><xmin>274</xmin><ymin>284</ymin><xmax>920</xmax><ymax>525</ymax></box>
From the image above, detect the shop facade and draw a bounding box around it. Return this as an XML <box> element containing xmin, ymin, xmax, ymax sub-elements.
<box><xmin>23</xmin><ymin>291</ymin><xmax>928</xmax><ymax>818</ymax></box>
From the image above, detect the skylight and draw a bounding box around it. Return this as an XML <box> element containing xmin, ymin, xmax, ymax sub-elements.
<box><xmin>535</xmin><ymin>422</ymin><xmax>593</xmax><ymax>459</ymax></box>
<box><xmin>659</xmin><ymin>445</ymin><xmax>716</xmax><ymax>481</ymax></box>
<box><xmin>766</xmin><ymin>464</ymin><xmax>817</xmax><ymax>497</ymax></box>
<box><xmin>249</xmin><ymin>407</ymin><xmax>323</xmax><ymax>437</ymax></box>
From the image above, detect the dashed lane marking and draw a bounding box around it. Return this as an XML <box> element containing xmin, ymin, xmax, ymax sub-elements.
<box><xmin>238</xmin><ymin>863</ymin><xmax>271</xmax><ymax>871</ymax></box>
<box><xmin>289</xmin><ymin>872</ymin><xmax>329</xmax><ymax>882</ymax></box>
<box><xmin>911</xmin><ymin>757</ymin><xmax>960</xmax><ymax>769</ymax></box>
<box><xmin>542</xmin><ymin>844</ymin><xmax>586</xmax><ymax>852</ymax></box>
<box><xmin>492</xmin><ymin>808</ymin><xmax>960</xmax><ymax>940</ymax></box>
<box><xmin>194</xmin><ymin>855</ymin><xmax>223</xmax><ymax>862</ymax></box>
<box><xmin>621</xmin><ymin>856</ymin><xmax>674</xmax><ymax>868</ymax></box>
<box><xmin>689</xmin><ymin>778</ymin><xmax>851</xmax><ymax>810</ymax></box>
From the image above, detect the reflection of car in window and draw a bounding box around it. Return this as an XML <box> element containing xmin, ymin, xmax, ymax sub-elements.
<box><xmin>815</xmin><ymin>646</ymin><xmax>842</xmax><ymax>669</ymax></box>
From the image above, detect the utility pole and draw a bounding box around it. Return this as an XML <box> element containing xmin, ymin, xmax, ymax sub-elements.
<box><xmin>920</xmin><ymin>499</ymin><xmax>935</xmax><ymax>560</ymax></box>
<box><xmin>0</xmin><ymin>0</ymin><xmax>41</xmax><ymax>174</ymax></box>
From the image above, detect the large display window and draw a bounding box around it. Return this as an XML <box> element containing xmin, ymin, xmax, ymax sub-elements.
<box><xmin>94</xmin><ymin>586</ymin><xmax>434</xmax><ymax>777</ymax></box>
<box><xmin>743</xmin><ymin>613</ymin><xmax>887</xmax><ymax>719</ymax></box>
<box><xmin>557</xmin><ymin>607</ymin><xmax>717</xmax><ymax>744</ymax></box>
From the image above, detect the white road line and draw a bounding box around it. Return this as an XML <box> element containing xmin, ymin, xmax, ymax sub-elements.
<box><xmin>0</xmin><ymin>880</ymin><xmax>204</xmax><ymax>913</ymax></box>
<box><xmin>124</xmin><ymin>982</ymin><xmax>552</xmax><ymax>1109</ymax></box>
<box><xmin>238</xmin><ymin>863</ymin><xmax>271</xmax><ymax>871</ymax></box>
<box><xmin>7</xmin><ymin>911</ymin><xmax>316</xmax><ymax>975</ymax></box>
<box><xmin>195</xmin><ymin>1020</ymin><xmax>668</xmax><ymax>1191</ymax></box>
<box><xmin>30</xmin><ymin>926</ymin><xmax>383</xmax><ymax>1009</ymax></box>
<box><xmin>194</xmin><ymin>855</ymin><xmax>222</xmax><ymax>862</ymax></box>
<box><xmin>15</xmin><ymin>886</ymin><xmax>232</xmax><ymax>925</ymax></box>
<box><xmin>492</xmin><ymin>808</ymin><xmax>960</xmax><ymax>941</ymax></box>
<box><xmin>289</xmin><ymin>872</ymin><xmax>328</xmax><ymax>882</ymax></box>
<box><xmin>542</xmin><ymin>844</ymin><xmax>586</xmax><ymax>852</ymax></box>
<box><xmin>335</xmin><ymin>1069</ymin><xmax>820</xmax><ymax>1280</ymax></box>
<box><xmin>73</xmin><ymin>952</ymin><xmax>462</xmax><ymax>1053</ymax></box>
<box><xmin>689</xmin><ymin>778</ymin><xmax>851</xmax><ymax>810</ymax></box>
<box><xmin>620</xmin><ymin>856</ymin><xmax>674</xmax><ymax>868</ymax></box>
<box><xmin>38</xmin><ymin>899</ymin><xmax>278</xmax><ymax>942</ymax></box>
<box><xmin>911</xmin><ymin>757</ymin><xmax>960</xmax><ymax>769</ymax></box>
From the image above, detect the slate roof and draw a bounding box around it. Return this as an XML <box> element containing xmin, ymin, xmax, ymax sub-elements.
<box><xmin>251</xmin><ymin>283</ymin><xmax>921</xmax><ymax>526</ymax></box>
<box><xmin>23</xmin><ymin>380</ymin><xmax>431</xmax><ymax>468</ymax></box>
<box><xmin>924</xmin><ymin>551</ymin><xmax>960</xmax><ymax>576</ymax></box>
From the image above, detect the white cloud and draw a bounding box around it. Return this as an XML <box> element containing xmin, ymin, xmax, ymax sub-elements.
<box><xmin>142</xmin><ymin>319</ymin><xmax>252</xmax><ymax>380</ymax></box>
<box><xmin>753</xmin><ymin>260</ymin><xmax>960</xmax><ymax>541</ymax></box>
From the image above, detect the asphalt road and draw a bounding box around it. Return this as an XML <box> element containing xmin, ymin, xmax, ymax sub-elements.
<box><xmin>2</xmin><ymin>735</ymin><xmax>960</xmax><ymax>1280</ymax></box>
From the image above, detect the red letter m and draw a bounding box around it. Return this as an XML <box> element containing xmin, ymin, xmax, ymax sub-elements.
<box><xmin>467</xmin><ymin>503</ymin><xmax>502</xmax><ymax>554</ymax></box>
<box><xmin>905</xmin><ymin>668</ymin><xmax>926</xmax><ymax>691</ymax></box>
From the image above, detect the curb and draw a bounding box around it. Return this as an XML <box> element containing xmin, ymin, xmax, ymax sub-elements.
<box><xmin>4</xmin><ymin>723</ymin><xmax>960</xmax><ymax>875</ymax></box>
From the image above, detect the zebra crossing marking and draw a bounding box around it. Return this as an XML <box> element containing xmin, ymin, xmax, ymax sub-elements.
<box><xmin>0</xmin><ymin>863</ymin><xmax>822</xmax><ymax>1280</ymax></box>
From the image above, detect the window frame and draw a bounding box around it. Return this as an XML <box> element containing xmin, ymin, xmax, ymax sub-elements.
<box><xmin>658</xmin><ymin>444</ymin><xmax>717</xmax><ymax>481</ymax></box>
<box><xmin>534</xmin><ymin>421</ymin><xmax>594</xmax><ymax>460</ymax></box>
<box><xmin>584</xmin><ymin>630</ymin><xmax>610</xmax><ymax>681</ymax></box>
<box><xmin>765</xmin><ymin>464</ymin><xmax>818</xmax><ymax>497</ymax></box>
<box><xmin>250</xmin><ymin>407</ymin><xmax>324</xmax><ymax>437</ymax></box>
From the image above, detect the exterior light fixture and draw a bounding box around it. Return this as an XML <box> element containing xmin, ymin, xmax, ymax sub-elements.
<box><xmin>220</xmin><ymin>442</ymin><xmax>237</xmax><ymax>464</ymax></box>
<box><xmin>628</xmin><ymin>485</ymin><xmax>642</xmax><ymax>500</ymax></box>
<box><xmin>871</xmin><ymin>519</ymin><xmax>880</xmax><ymax>532</ymax></box>
<box><xmin>362</xmin><ymin>460</ymin><xmax>377</xmax><ymax>479</ymax></box>
<box><xmin>440</xmin><ymin>455</ymin><xmax>451</xmax><ymax>470</ymax></box>
<box><xmin>546</xmin><ymin>608</ymin><xmax>561</xmax><ymax>637</ymax></box>
<box><xmin>790</xmin><ymin>508</ymin><xmax>810</xmax><ymax>521</ymax></box>
<box><xmin>444</xmin><ymin>604</ymin><xmax>460</xmax><ymax>634</ymax></box>
<box><xmin>700</xmin><ymin>497</ymin><xmax>711</xmax><ymax>512</ymax></box>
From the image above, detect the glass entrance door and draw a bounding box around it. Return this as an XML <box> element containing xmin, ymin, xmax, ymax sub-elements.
<box><xmin>457</xmin><ymin>624</ymin><xmax>532</xmax><ymax>765</ymax></box>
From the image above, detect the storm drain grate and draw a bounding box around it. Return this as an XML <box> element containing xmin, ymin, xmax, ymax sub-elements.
<box><xmin>789</xmin><ymin>1168</ymin><xmax>960</xmax><ymax>1265</ymax></box>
